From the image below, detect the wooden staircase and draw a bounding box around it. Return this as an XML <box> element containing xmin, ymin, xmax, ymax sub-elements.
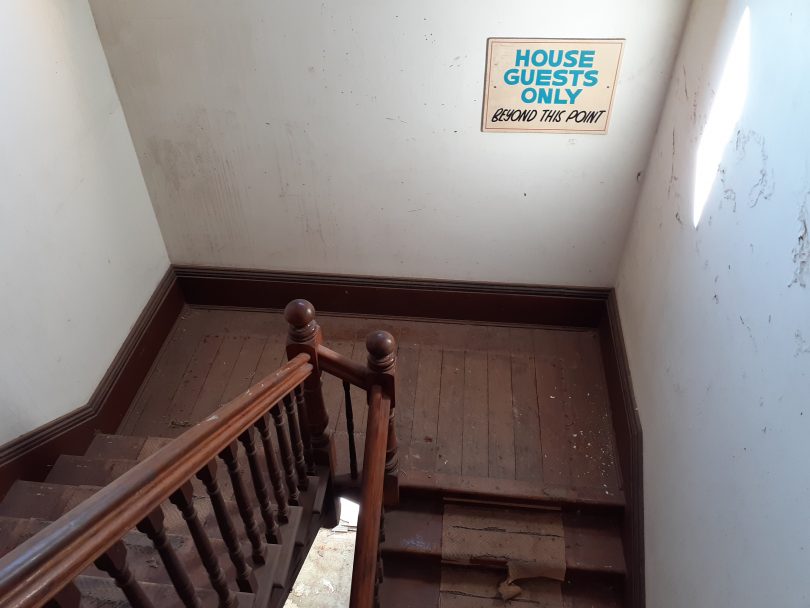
<box><xmin>0</xmin><ymin>432</ymin><xmax>329</xmax><ymax>607</ymax></box>
<box><xmin>0</xmin><ymin>300</ymin><xmax>634</xmax><ymax>608</ymax></box>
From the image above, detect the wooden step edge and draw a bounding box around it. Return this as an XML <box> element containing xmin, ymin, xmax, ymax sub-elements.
<box><xmin>85</xmin><ymin>434</ymin><xmax>147</xmax><ymax>460</ymax></box>
<box><xmin>46</xmin><ymin>455</ymin><xmax>141</xmax><ymax>486</ymax></box>
<box><xmin>85</xmin><ymin>434</ymin><xmax>174</xmax><ymax>461</ymax></box>
<box><xmin>74</xmin><ymin>574</ymin><xmax>256</xmax><ymax>608</ymax></box>
<box><xmin>272</xmin><ymin>504</ymin><xmax>305</xmax><ymax>590</ymax></box>
<box><xmin>379</xmin><ymin>555</ymin><xmax>623</xmax><ymax>608</ymax></box>
<box><xmin>380</xmin><ymin>507</ymin><xmax>626</xmax><ymax>577</ymax></box>
<box><xmin>0</xmin><ymin>515</ymin><xmax>256</xmax><ymax>587</ymax></box>
<box><xmin>2</xmin><ymin>514</ymin><xmax>281</xmax><ymax>608</ymax></box>
<box><xmin>0</xmin><ymin>481</ymin><xmax>102</xmax><ymax>520</ymax></box>
<box><xmin>399</xmin><ymin>469</ymin><xmax>625</xmax><ymax>510</ymax></box>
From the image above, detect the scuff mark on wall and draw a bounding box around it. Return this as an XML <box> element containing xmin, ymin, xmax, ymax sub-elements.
<box><xmin>735</xmin><ymin>130</ymin><xmax>775</xmax><ymax>207</ymax></box>
<box><xmin>790</xmin><ymin>194</ymin><xmax>809</xmax><ymax>288</ymax></box>
<box><xmin>739</xmin><ymin>315</ymin><xmax>757</xmax><ymax>350</ymax></box>
<box><xmin>667</xmin><ymin>129</ymin><xmax>678</xmax><ymax>198</ymax></box>
<box><xmin>795</xmin><ymin>330</ymin><xmax>810</xmax><ymax>357</ymax></box>
<box><xmin>718</xmin><ymin>166</ymin><xmax>737</xmax><ymax>212</ymax></box>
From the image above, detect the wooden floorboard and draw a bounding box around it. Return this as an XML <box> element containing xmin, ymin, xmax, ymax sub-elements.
<box><xmin>461</xmin><ymin>351</ymin><xmax>488</xmax><ymax>478</ymax></box>
<box><xmin>436</xmin><ymin>349</ymin><xmax>464</xmax><ymax>476</ymax></box>
<box><xmin>123</xmin><ymin>307</ymin><xmax>621</xmax><ymax>495</ymax></box>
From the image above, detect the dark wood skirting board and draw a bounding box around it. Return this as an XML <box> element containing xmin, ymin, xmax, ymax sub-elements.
<box><xmin>598</xmin><ymin>290</ymin><xmax>645</xmax><ymax>608</ymax></box>
<box><xmin>0</xmin><ymin>267</ymin><xmax>184</xmax><ymax>498</ymax></box>
<box><xmin>173</xmin><ymin>265</ymin><xmax>607</xmax><ymax>328</ymax></box>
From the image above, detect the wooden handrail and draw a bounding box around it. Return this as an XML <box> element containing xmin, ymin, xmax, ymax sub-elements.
<box><xmin>317</xmin><ymin>343</ymin><xmax>371</xmax><ymax>389</ymax></box>
<box><xmin>0</xmin><ymin>354</ymin><xmax>313</xmax><ymax>608</ymax></box>
<box><xmin>349</xmin><ymin>385</ymin><xmax>390</xmax><ymax>608</ymax></box>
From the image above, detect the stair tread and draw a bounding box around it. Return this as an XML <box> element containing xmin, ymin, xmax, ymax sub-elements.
<box><xmin>399</xmin><ymin>469</ymin><xmax>625</xmax><ymax>509</ymax></box>
<box><xmin>74</xmin><ymin>574</ymin><xmax>255</xmax><ymax>608</ymax></box>
<box><xmin>0</xmin><ymin>477</ymin><xmax>307</xmax><ymax>549</ymax></box>
<box><xmin>0</xmin><ymin>480</ymin><xmax>99</xmax><ymax>520</ymax></box>
<box><xmin>379</xmin><ymin>557</ymin><xmax>622</xmax><ymax>608</ymax></box>
<box><xmin>46</xmin><ymin>454</ymin><xmax>139</xmax><ymax>486</ymax></box>
<box><xmin>85</xmin><ymin>433</ymin><xmax>172</xmax><ymax>461</ymax></box>
<box><xmin>0</xmin><ymin>514</ymin><xmax>278</xmax><ymax>591</ymax></box>
<box><xmin>381</xmin><ymin>499</ymin><xmax>625</xmax><ymax>576</ymax></box>
<box><xmin>272</xmin><ymin>503</ymin><xmax>305</xmax><ymax>589</ymax></box>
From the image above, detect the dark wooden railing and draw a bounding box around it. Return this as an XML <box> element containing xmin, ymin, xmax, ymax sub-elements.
<box><xmin>0</xmin><ymin>299</ymin><xmax>398</xmax><ymax>608</ymax></box>
<box><xmin>286</xmin><ymin>300</ymin><xmax>399</xmax><ymax>607</ymax></box>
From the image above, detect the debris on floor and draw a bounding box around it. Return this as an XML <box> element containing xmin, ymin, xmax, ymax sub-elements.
<box><xmin>284</xmin><ymin>498</ymin><xmax>358</xmax><ymax>608</ymax></box>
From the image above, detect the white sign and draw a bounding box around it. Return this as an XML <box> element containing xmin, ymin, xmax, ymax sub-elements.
<box><xmin>482</xmin><ymin>38</ymin><xmax>624</xmax><ymax>134</ymax></box>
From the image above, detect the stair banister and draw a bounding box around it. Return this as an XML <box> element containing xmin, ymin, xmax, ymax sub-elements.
<box><xmin>0</xmin><ymin>354</ymin><xmax>312</xmax><ymax>608</ymax></box>
<box><xmin>350</xmin><ymin>385</ymin><xmax>390</xmax><ymax>608</ymax></box>
<box><xmin>284</xmin><ymin>301</ymin><xmax>400</xmax><ymax>607</ymax></box>
<box><xmin>350</xmin><ymin>330</ymin><xmax>399</xmax><ymax>608</ymax></box>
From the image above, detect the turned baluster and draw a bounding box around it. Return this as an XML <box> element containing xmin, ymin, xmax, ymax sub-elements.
<box><xmin>377</xmin><ymin>508</ymin><xmax>385</xmax><ymax>583</ymax></box>
<box><xmin>137</xmin><ymin>507</ymin><xmax>202</xmax><ymax>608</ymax></box>
<box><xmin>219</xmin><ymin>442</ymin><xmax>266</xmax><ymax>565</ymax></box>
<box><xmin>283</xmin><ymin>392</ymin><xmax>309</xmax><ymax>490</ymax></box>
<box><xmin>239</xmin><ymin>427</ymin><xmax>281</xmax><ymax>543</ymax></box>
<box><xmin>256</xmin><ymin>413</ymin><xmax>291</xmax><ymax>521</ymax></box>
<box><xmin>196</xmin><ymin>461</ymin><xmax>258</xmax><ymax>593</ymax></box>
<box><xmin>366</xmin><ymin>330</ymin><xmax>400</xmax><ymax>505</ymax></box>
<box><xmin>94</xmin><ymin>541</ymin><xmax>154</xmax><ymax>608</ymax></box>
<box><xmin>170</xmin><ymin>482</ymin><xmax>237</xmax><ymax>608</ymax></box>
<box><xmin>343</xmin><ymin>380</ymin><xmax>359</xmax><ymax>480</ymax></box>
<box><xmin>285</xmin><ymin>299</ymin><xmax>333</xmax><ymax>470</ymax></box>
<box><xmin>293</xmin><ymin>384</ymin><xmax>316</xmax><ymax>474</ymax></box>
<box><xmin>270</xmin><ymin>402</ymin><xmax>301</xmax><ymax>504</ymax></box>
<box><xmin>44</xmin><ymin>582</ymin><xmax>81</xmax><ymax>608</ymax></box>
<box><xmin>374</xmin><ymin>548</ymin><xmax>382</xmax><ymax>608</ymax></box>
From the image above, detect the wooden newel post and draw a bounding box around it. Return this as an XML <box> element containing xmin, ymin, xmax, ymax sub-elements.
<box><xmin>284</xmin><ymin>299</ymin><xmax>336</xmax><ymax>473</ymax></box>
<box><xmin>366</xmin><ymin>330</ymin><xmax>399</xmax><ymax>506</ymax></box>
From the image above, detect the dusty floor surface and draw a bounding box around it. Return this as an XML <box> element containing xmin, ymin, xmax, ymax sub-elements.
<box><xmin>284</xmin><ymin>499</ymin><xmax>358</xmax><ymax>608</ymax></box>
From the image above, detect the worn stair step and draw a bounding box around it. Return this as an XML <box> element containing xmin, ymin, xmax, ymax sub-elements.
<box><xmin>74</xmin><ymin>575</ymin><xmax>255</xmax><ymax>608</ymax></box>
<box><xmin>46</xmin><ymin>455</ymin><xmax>139</xmax><ymax>487</ymax></box>
<box><xmin>0</xmin><ymin>477</ymin><xmax>305</xmax><ymax>558</ymax></box>
<box><xmin>85</xmin><ymin>433</ymin><xmax>172</xmax><ymax>460</ymax></box>
<box><xmin>0</xmin><ymin>515</ymin><xmax>277</xmax><ymax>591</ymax></box>
<box><xmin>378</xmin><ymin>555</ymin><xmax>441</xmax><ymax>608</ymax></box>
<box><xmin>84</xmin><ymin>434</ymin><xmax>331</xmax><ymax>542</ymax></box>
<box><xmin>295</xmin><ymin>469</ymin><xmax>330</xmax><ymax>547</ymax></box>
<box><xmin>81</xmin><ymin>436</ymin><xmax>309</xmax><ymax>514</ymax></box>
<box><xmin>269</xmin><ymin>504</ymin><xmax>305</xmax><ymax>589</ymax></box>
<box><xmin>48</xmin><ymin>453</ymin><xmax>278</xmax><ymax>515</ymax></box>
<box><xmin>381</xmin><ymin>499</ymin><xmax>625</xmax><ymax>578</ymax></box>
<box><xmin>399</xmin><ymin>469</ymin><xmax>625</xmax><ymax>512</ymax></box>
<box><xmin>0</xmin><ymin>480</ymin><xmax>98</xmax><ymax>521</ymax></box>
<box><xmin>378</xmin><ymin>556</ymin><xmax>622</xmax><ymax>608</ymax></box>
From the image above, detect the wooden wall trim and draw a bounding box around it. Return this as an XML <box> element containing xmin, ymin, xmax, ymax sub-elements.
<box><xmin>0</xmin><ymin>267</ymin><xmax>184</xmax><ymax>498</ymax></box>
<box><xmin>174</xmin><ymin>265</ymin><xmax>608</xmax><ymax>327</ymax></box>
<box><xmin>598</xmin><ymin>290</ymin><xmax>645</xmax><ymax>608</ymax></box>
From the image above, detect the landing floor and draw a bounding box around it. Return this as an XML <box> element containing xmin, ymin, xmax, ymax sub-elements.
<box><xmin>120</xmin><ymin>306</ymin><xmax>622</xmax><ymax>498</ymax></box>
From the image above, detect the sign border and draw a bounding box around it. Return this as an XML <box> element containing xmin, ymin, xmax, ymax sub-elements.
<box><xmin>481</xmin><ymin>37</ymin><xmax>625</xmax><ymax>135</ymax></box>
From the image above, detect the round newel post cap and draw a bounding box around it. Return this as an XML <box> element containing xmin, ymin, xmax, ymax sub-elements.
<box><xmin>285</xmin><ymin>299</ymin><xmax>319</xmax><ymax>343</ymax></box>
<box><xmin>366</xmin><ymin>330</ymin><xmax>396</xmax><ymax>372</ymax></box>
<box><xmin>284</xmin><ymin>299</ymin><xmax>315</xmax><ymax>328</ymax></box>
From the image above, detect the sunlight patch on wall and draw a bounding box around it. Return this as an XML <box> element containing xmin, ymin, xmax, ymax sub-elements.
<box><xmin>693</xmin><ymin>7</ymin><xmax>751</xmax><ymax>227</ymax></box>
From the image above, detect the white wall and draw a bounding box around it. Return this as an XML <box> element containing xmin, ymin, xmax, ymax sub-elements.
<box><xmin>0</xmin><ymin>1</ymin><xmax>170</xmax><ymax>445</ymax></box>
<box><xmin>616</xmin><ymin>0</ymin><xmax>810</xmax><ymax>605</ymax></box>
<box><xmin>89</xmin><ymin>0</ymin><xmax>689</xmax><ymax>286</ymax></box>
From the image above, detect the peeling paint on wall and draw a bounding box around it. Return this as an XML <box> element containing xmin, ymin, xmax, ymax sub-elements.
<box><xmin>790</xmin><ymin>194</ymin><xmax>809</xmax><ymax>288</ymax></box>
